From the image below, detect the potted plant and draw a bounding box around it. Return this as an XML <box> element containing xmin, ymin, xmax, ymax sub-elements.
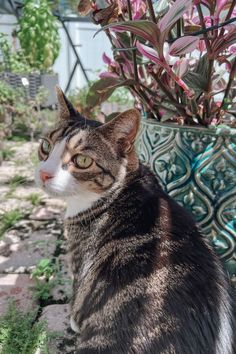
<box><xmin>0</xmin><ymin>0</ymin><xmax>60</xmax><ymax>106</ymax></box>
<box><xmin>77</xmin><ymin>0</ymin><xmax>236</xmax><ymax>276</ymax></box>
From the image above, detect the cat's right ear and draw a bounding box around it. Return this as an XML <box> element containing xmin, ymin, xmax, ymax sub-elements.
<box><xmin>98</xmin><ymin>109</ymin><xmax>140</xmax><ymax>154</ymax></box>
<box><xmin>55</xmin><ymin>86</ymin><xmax>78</xmax><ymax>120</ymax></box>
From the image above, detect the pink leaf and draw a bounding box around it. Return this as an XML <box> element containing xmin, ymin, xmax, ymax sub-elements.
<box><xmin>173</xmin><ymin>58</ymin><xmax>189</xmax><ymax>78</ymax></box>
<box><xmin>211</xmin><ymin>25</ymin><xmax>236</xmax><ymax>57</ymax></box>
<box><xmin>102</xmin><ymin>52</ymin><xmax>112</xmax><ymax>65</ymax></box>
<box><xmin>99</xmin><ymin>71</ymin><xmax>119</xmax><ymax>79</ymax></box>
<box><xmin>169</xmin><ymin>36</ymin><xmax>200</xmax><ymax>56</ymax></box>
<box><xmin>95</xmin><ymin>20</ymin><xmax>162</xmax><ymax>52</ymax></box>
<box><xmin>159</xmin><ymin>0</ymin><xmax>192</xmax><ymax>34</ymax></box>
<box><xmin>136</xmin><ymin>41</ymin><xmax>163</xmax><ymax>65</ymax></box>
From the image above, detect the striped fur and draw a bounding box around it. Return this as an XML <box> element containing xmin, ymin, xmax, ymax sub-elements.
<box><xmin>36</xmin><ymin>89</ymin><xmax>236</xmax><ymax>354</ymax></box>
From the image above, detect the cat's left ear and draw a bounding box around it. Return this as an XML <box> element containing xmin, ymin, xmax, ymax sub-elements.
<box><xmin>55</xmin><ymin>86</ymin><xmax>78</xmax><ymax>120</ymax></box>
<box><xmin>98</xmin><ymin>109</ymin><xmax>140</xmax><ymax>154</ymax></box>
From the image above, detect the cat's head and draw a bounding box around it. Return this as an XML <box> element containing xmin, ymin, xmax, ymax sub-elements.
<box><xmin>35</xmin><ymin>86</ymin><xmax>140</xmax><ymax>217</ymax></box>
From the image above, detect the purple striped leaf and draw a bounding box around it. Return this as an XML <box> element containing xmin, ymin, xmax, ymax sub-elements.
<box><xmin>136</xmin><ymin>42</ymin><xmax>163</xmax><ymax>65</ymax></box>
<box><xmin>159</xmin><ymin>0</ymin><xmax>192</xmax><ymax>36</ymax></box>
<box><xmin>169</xmin><ymin>36</ymin><xmax>200</xmax><ymax>56</ymax></box>
<box><xmin>95</xmin><ymin>20</ymin><xmax>161</xmax><ymax>51</ymax></box>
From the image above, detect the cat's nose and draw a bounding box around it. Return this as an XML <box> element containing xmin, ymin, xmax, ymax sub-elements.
<box><xmin>40</xmin><ymin>170</ymin><xmax>54</xmax><ymax>183</ymax></box>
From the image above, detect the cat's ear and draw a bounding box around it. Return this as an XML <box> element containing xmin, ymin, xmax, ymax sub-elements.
<box><xmin>55</xmin><ymin>86</ymin><xmax>78</xmax><ymax>120</ymax></box>
<box><xmin>98</xmin><ymin>109</ymin><xmax>140</xmax><ymax>153</ymax></box>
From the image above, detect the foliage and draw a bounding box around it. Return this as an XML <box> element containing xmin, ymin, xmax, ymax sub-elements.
<box><xmin>26</xmin><ymin>193</ymin><xmax>42</xmax><ymax>206</ymax></box>
<box><xmin>79</xmin><ymin>0</ymin><xmax>236</xmax><ymax>126</ymax></box>
<box><xmin>0</xmin><ymin>209</ymin><xmax>23</xmax><ymax>237</ymax></box>
<box><xmin>69</xmin><ymin>82</ymin><xmax>134</xmax><ymax>120</ymax></box>
<box><xmin>0</xmin><ymin>33</ymin><xmax>32</xmax><ymax>74</ymax></box>
<box><xmin>18</xmin><ymin>0</ymin><xmax>61</xmax><ymax>72</ymax></box>
<box><xmin>2</xmin><ymin>147</ymin><xmax>15</xmax><ymax>160</ymax></box>
<box><xmin>0</xmin><ymin>302</ymin><xmax>52</xmax><ymax>354</ymax></box>
<box><xmin>0</xmin><ymin>80</ymin><xmax>57</xmax><ymax>140</ymax></box>
<box><xmin>32</xmin><ymin>258</ymin><xmax>67</xmax><ymax>301</ymax></box>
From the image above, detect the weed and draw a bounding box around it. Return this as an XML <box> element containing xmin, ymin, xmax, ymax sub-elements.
<box><xmin>0</xmin><ymin>301</ymin><xmax>53</xmax><ymax>354</ymax></box>
<box><xmin>32</xmin><ymin>258</ymin><xmax>60</xmax><ymax>301</ymax></box>
<box><xmin>0</xmin><ymin>209</ymin><xmax>23</xmax><ymax>237</ymax></box>
<box><xmin>8</xmin><ymin>174</ymin><xmax>29</xmax><ymax>187</ymax></box>
<box><xmin>26</xmin><ymin>193</ymin><xmax>42</xmax><ymax>206</ymax></box>
<box><xmin>2</xmin><ymin>148</ymin><xmax>15</xmax><ymax>160</ymax></box>
<box><xmin>7</xmin><ymin>134</ymin><xmax>28</xmax><ymax>142</ymax></box>
<box><xmin>5</xmin><ymin>175</ymin><xmax>29</xmax><ymax>197</ymax></box>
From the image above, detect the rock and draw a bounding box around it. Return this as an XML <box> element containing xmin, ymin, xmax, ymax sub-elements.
<box><xmin>0</xmin><ymin>240</ymin><xmax>11</xmax><ymax>257</ymax></box>
<box><xmin>0</xmin><ymin>273</ymin><xmax>36</xmax><ymax>316</ymax></box>
<box><xmin>40</xmin><ymin>303</ymin><xmax>70</xmax><ymax>333</ymax></box>
<box><xmin>38</xmin><ymin>304</ymin><xmax>76</xmax><ymax>353</ymax></box>
<box><xmin>31</xmin><ymin>206</ymin><xmax>62</xmax><ymax>221</ymax></box>
<box><xmin>0</xmin><ymin>231</ymin><xmax>58</xmax><ymax>273</ymax></box>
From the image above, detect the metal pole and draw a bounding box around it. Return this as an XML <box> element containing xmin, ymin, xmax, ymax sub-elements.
<box><xmin>60</xmin><ymin>18</ymin><xmax>89</xmax><ymax>88</ymax></box>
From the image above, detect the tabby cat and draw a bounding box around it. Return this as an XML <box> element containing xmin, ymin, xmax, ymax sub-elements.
<box><xmin>35</xmin><ymin>86</ymin><xmax>236</xmax><ymax>354</ymax></box>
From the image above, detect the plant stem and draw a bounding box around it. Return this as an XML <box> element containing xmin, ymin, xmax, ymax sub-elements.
<box><xmin>150</xmin><ymin>71</ymin><xmax>194</xmax><ymax>122</ymax></box>
<box><xmin>176</xmin><ymin>19</ymin><xmax>182</xmax><ymax>38</ymax></box>
<box><xmin>127</xmin><ymin>0</ymin><xmax>139</xmax><ymax>85</ymax></box>
<box><xmin>196</xmin><ymin>3</ymin><xmax>212</xmax><ymax>55</ymax></box>
<box><xmin>196</xmin><ymin>3</ymin><xmax>214</xmax><ymax>120</ymax></box>
<box><xmin>132</xmin><ymin>85</ymin><xmax>161</xmax><ymax>120</ymax></box>
<box><xmin>146</xmin><ymin>0</ymin><xmax>157</xmax><ymax>24</ymax></box>
<box><xmin>205</xmin><ymin>58</ymin><xmax>214</xmax><ymax>118</ymax></box>
<box><xmin>219</xmin><ymin>0</ymin><xmax>236</xmax><ymax>36</ymax></box>
<box><xmin>220</xmin><ymin>57</ymin><xmax>236</xmax><ymax>110</ymax></box>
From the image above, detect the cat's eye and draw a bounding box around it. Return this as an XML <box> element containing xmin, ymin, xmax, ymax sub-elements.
<box><xmin>73</xmin><ymin>154</ymin><xmax>93</xmax><ymax>169</ymax></box>
<box><xmin>41</xmin><ymin>139</ymin><xmax>51</xmax><ymax>155</ymax></box>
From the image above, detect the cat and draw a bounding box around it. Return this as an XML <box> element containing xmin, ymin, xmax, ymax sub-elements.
<box><xmin>35</xmin><ymin>86</ymin><xmax>236</xmax><ymax>354</ymax></box>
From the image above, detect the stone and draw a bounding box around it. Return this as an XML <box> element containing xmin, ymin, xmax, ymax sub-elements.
<box><xmin>31</xmin><ymin>206</ymin><xmax>62</xmax><ymax>221</ymax></box>
<box><xmin>0</xmin><ymin>273</ymin><xmax>36</xmax><ymax>316</ymax></box>
<box><xmin>0</xmin><ymin>240</ymin><xmax>11</xmax><ymax>257</ymax></box>
<box><xmin>40</xmin><ymin>303</ymin><xmax>70</xmax><ymax>333</ymax></box>
<box><xmin>0</xmin><ymin>231</ymin><xmax>58</xmax><ymax>273</ymax></box>
<box><xmin>38</xmin><ymin>304</ymin><xmax>77</xmax><ymax>353</ymax></box>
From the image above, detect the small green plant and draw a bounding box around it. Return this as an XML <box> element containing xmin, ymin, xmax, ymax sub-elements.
<box><xmin>26</xmin><ymin>193</ymin><xmax>42</xmax><ymax>206</ymax></box>
<box><xmin>6</xmin><ymin>175</ymin><xmax>29</xmax><ymax>196</ymax></box>
<box><xmin>32</xmin><ymin>258</ymin><xmax>60</xmax><ymax>301</ymax></box>
<box><xmin>0</xmin><ymin>209</ymin><xmax>23</xmax><ymax>237</ymax></box>
<box><xmin>2</xmin><ymin>148</ymin><xmax>15</xmax><ymax>160</ymax></box>
<box><xmin>0</xmin><ymin>301</ymin><xmax>53</xmax><ymax>354</ymax></box>
<box><xmin>8</xmin><ymin>174</ymin><xmax>29</xmax><ymax>186</ymax></box>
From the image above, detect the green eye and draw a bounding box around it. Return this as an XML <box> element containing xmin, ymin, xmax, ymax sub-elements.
<box><xmin>41</xmin><ymin>140</ymin><xmax>51</xmax><ymax>154</ymax></box>
<box><xmin>73</xmin><ymin>154</ymin><xmax>93</xmax><ymax>169</ymax></box>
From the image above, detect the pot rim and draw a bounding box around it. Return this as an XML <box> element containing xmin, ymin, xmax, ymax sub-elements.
<box><xmin>141</xmin><ymin>118</ymin><xmax>236</xmax><ymax>136</ymax></box>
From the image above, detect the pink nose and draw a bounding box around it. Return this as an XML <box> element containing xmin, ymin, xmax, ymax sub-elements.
<box><xmin>40</xmin><ymin>170</ymin><xmax>53</xmax><ymax>183</ymax></box>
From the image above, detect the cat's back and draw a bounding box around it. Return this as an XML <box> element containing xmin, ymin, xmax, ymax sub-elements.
<box><xmin>72</xmin><ymin>164</ymin><xmax>236</xmax><ymax>354</ymax></box>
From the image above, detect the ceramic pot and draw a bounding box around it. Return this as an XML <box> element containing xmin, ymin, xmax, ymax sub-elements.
<box><xmin>137</xmin><ymin>119</ymin><xmax>236</xmax><ymax>276</ymax></box>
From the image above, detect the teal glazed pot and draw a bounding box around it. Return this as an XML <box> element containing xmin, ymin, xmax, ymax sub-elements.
<box><xmin>136</xmin><ymin>119</ymin><xmax>236</xmax><ymax>277</ymax></box>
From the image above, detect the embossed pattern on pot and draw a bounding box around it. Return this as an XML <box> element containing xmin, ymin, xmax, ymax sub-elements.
<box><xmin>137</xmin><ymin>120</ymin><xmax>236</xmax><ymax>277</ymax></box>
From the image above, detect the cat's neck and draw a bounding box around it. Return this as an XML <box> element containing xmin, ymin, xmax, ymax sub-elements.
<box><xmin>64</xmin><ymin>165</ymin><xmax>143</xmax><ymax>224</ymax></box>
<box><xmin>65</xmin><ymin>192</ymin><xmax>101</xmax><ymax>218</ymax></box>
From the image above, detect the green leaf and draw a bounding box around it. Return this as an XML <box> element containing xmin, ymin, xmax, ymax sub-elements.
<box><xmin>86</xmin><ymin>78</ymin><xmax>134</xmax><ymax>108</ymax></box>
<box><xmin>183</xmin><ymin>72</ymin><xmax>207</xmax><ymax>96</ymax></box>
<box><xmin>196</xmin><ymin>53</ymin><xmax>209</xmax><ymax>77</ymax></box>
